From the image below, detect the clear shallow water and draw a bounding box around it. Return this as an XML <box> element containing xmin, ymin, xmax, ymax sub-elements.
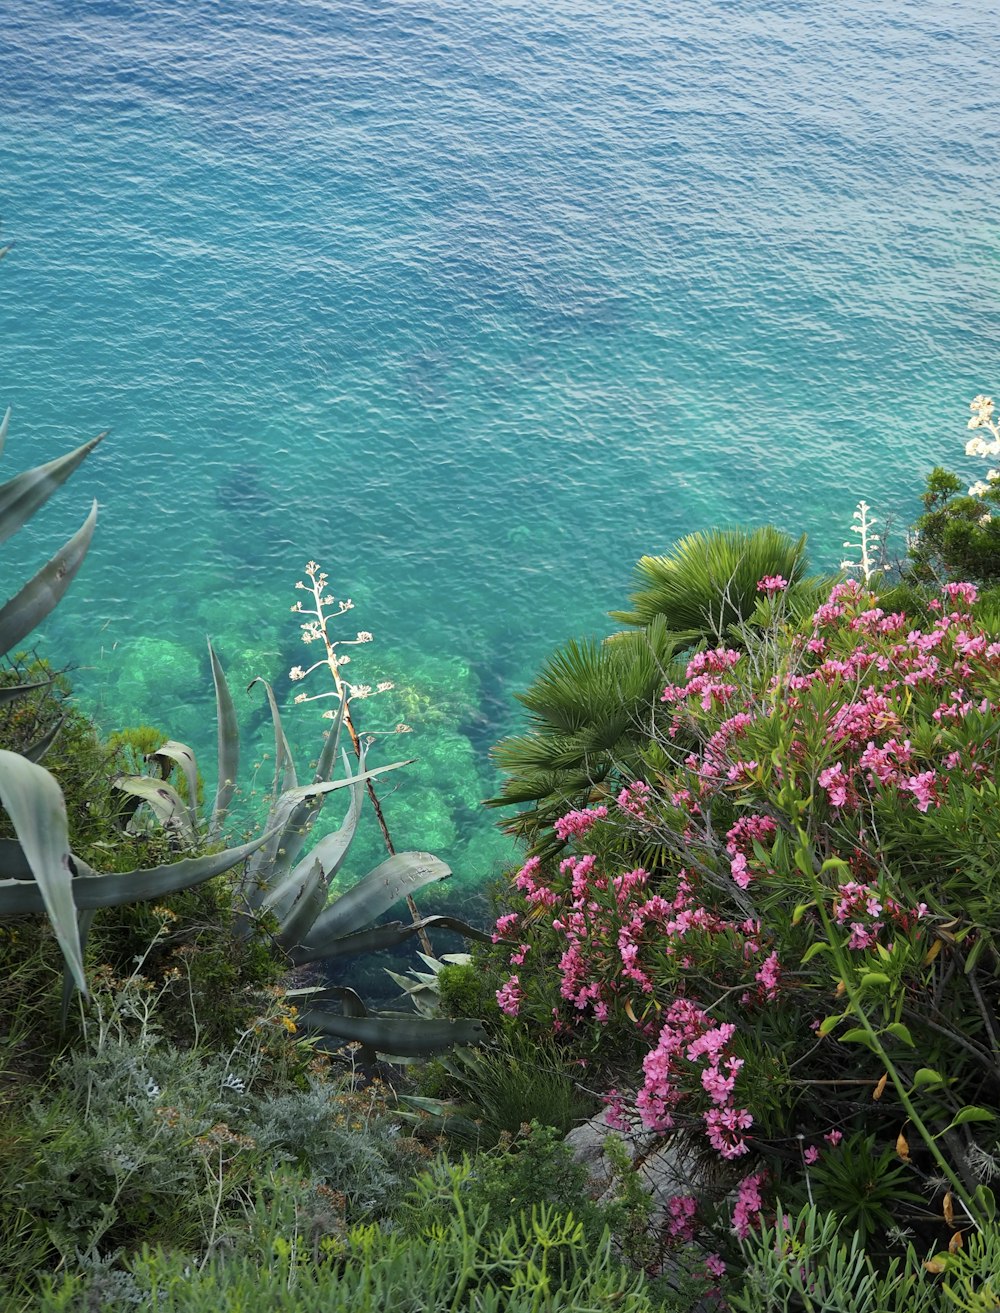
<box><xmin>2</xmin><ymin>0</ymin><xmax>998</xmax><ymax>903</ymax></box>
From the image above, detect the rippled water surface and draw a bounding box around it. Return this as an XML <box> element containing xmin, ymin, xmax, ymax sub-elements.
<box><xmin>2</xmin><ymin>0</ymin><xmax>998</xmax><ymax>899</ymax></box>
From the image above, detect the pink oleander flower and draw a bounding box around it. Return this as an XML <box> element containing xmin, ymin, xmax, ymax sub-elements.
<box><xmin>803</xmin><ymin>1145</ymin><xmax>820</xmax><ymax>1165</ymax></box>
<box><xmin>666</xmin><ymin>1194</ymin><xmax>698</xmax><ymax>1242</ymax></box>
<box><xmin>732</xmin><ymin>1171</ymin><xmax>766</xmax><ymax>1238</ymax></box>
<box><xmin>757</xmin><ymin>575</ymin><xmax>789</xmax><ymax>595</ymax></box>
<box><xmin>554</xmin><ymin>805</ymin><xmax>608</xmax><ymax>841</ymax></box>
<box><xmin>704</xmin><ymin>1253</ymin><xmax>726</xmax><ymax>1280</ymax></box>
<box><xmin>825</xmin><ymin>1129</ymin><xmax>843</xmax><ymax>1146</ymax></box>
<box><xmin>496</xmin><ymin>975</ymin><xmax>523</xmax><ymax>1017</ymax></box>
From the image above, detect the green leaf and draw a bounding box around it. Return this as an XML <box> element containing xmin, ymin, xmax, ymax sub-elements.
<box><xmin>0</xmin><ymin>500</ymin><xmax>98</xmax><ymax>653</ymax></box>
<box><xmin>801</xmin><ymin>941</ymin><xmax>831</xmax><ymax>964</ymax></box>
<box><xmin>0</xmin><ymin>431</ymin><xmax>105</xmax><ymax>547</ymax></box>
<box><xmin>0</xmin><ymin>406</ymin><xmax>10</xmax><ymax>459</ymax></box>
<box><xmin>818</xmin><ymin>1014</ymin><xmax>843</xmax><ymax>1038</ymax></box>
<box><xmin>947</xmin><ymin>1106</ymin><xmax>996</xmax><ymax>1128</ymax></box>
<box><xmin>289</xmin><ymin>914</ymin><xmax>490</xmax><ymax>968</ymax></box>
<box><xmin>912</xmin><ymin>1067</ymin><xmax>945</xmax><ymax>1089</ymax></box>
<box><xmin>792</xmin><ymin>902</ymin><xmax>812</xmax><ymax>926</ymax></box>
<box><xmin>208</xmin><ymin>639</ymin><xmax>239</xmax><ymax>840</ymax></box>
<box><xmin>840</xmin><ymin>1028</ymin><xmax>878</xmax><ymax>1050</ymax></box>
<box><xmin>0</xmin><ymin>677</ymin><xmax>53</xmax><ymax>705</ymax></box>
<box><xmin>0</xmin><ymin>750</ymin><xmax>84</xmax><ymax>993</ymax></box>
<box><xmin>22</xmin><ymin>715</ymin><xmax>65</xmax><ymax>763</ymax></box>
<box><xmin>859</xmin><ymin>971</ymin><xmax>891</xmax><ymax>991</ymax></box>
<box><xmin>884</xmin><ymin>1022</ymin><xmax>915</xmax><ymax>1047</ymax></box>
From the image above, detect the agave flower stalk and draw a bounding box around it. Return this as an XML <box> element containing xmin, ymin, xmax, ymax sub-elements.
<box><xmin>289</xmin><ymin>560</ymin><xmax>431</xmax><ymax>954</ymax></box>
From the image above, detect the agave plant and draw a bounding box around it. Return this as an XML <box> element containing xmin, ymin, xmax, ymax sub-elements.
<box><xmin>113</xmin><ymin>646</ymin><xmax>489</xmax><ymax>1056</ymax></box>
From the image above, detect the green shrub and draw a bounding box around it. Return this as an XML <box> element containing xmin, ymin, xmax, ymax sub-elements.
<box><xmin>36</xmin><ymin>1175</ymin><xmax>687</xmax><ymax>1312</ymax></box>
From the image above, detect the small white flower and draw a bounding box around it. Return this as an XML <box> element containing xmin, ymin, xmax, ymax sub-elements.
<box><xmin>969</xmin><ymin>480</ymin><xmax>991</xmax><ymax>498</ymax></box>
<box><xmin>289</xmin><ymin>666</ymin><xmax>306</xmax><ymax>681</ymax></box>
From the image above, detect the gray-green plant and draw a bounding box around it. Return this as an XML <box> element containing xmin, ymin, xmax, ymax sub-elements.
<box><xmin>109</xmin><ymin>628</ymin><xmax>490</xmax><ymax>1058</ymax></box>
<box><xmin>729</xmin><ymin>1202</ymin><xmax>939</xmax><ymax>1313</ymax></box>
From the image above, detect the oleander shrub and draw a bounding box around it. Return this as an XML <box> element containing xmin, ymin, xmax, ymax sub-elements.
<box><xmin>491</xmin><ymin>570</ymin><xmax>1000</xmax><ymax>1268</ymax></box>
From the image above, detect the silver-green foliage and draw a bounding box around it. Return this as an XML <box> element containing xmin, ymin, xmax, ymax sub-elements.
<box><xmin>730</xmin><ymin>1202</ymin><xmax>939</xmax><ymax>1313</ymax></box>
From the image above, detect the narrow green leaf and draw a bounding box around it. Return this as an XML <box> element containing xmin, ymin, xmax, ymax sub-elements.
<box><xmin>0</xmin><ymin>406</ymin><xmax>10</xmax><ymax>460</ymax></box>
<box><xmin>313</xmin><ymin>693</ymin><xmax>347</xmax><ymax>786</ymax></box>
<box><xmin>792</xmin><ymin>902</ymin><xmax>812</xmax><ymax>926</ymax></box>
<box><xmin>0</xmin><ymin>677</ymin><xmax>53</xmax><ymax>705</ymax></box>
<box><xmin>0</xmin><ymin>500</ymin><xmax>98</xmax><ymax>653</ymax></box>
<box><xmin>859</xmin><ymin>971</ymin><xmax>891</xmax><ymax>991</ymax></box>
<box><xmin>112</xmin><ymin>775</ymin><xmax>196</xmax><ymax>846</ymax></box>
<box><xmin>0</xmin><ymin>750</ymin><xmax>84</xmax><ymax>993</ymax></box>
<box><xmin>22</xmin><ymin>715</ymin><xmax>65</xmax><ymax>763</ymax></box>
<box><xmin>0</xmin><ymin>432</ymin><xmax>105</xmax><ymax>547</ymax></box>
<box><xmin>60</xmin><ymin>908</ymin><xmax>96</xmax><ymax>1028</ymax></box>
<box><xmin>208</xmin><ymin>639</ymin><xmax>239</xmax><ymax>840</ymax></box>
<box><xmin>249</xmin><ymin>677</ymin><xmax>296</xmax><ymax>795</ymax></box>
<box><xmin>285</xmin><ymin>748</ymin><xmax>364</xmax><ymax>890</ymax></box>
<box><xmin>818</xmin><ymin>1014</ymin><xmax>843</xmax><ymax>1038</ymax></box>
<box><xmin>290</xmin><ymin>913</ymin><xmax>491</xmax><ymax>967</ymax></box>
<box><xmin>801</xmin><ymin>941</ymin><xmax>831</xmax><ymax>964</ymax></box>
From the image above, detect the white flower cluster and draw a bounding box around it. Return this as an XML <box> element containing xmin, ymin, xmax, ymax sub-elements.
<box><xmin>840</xmin><ymin>500</ymin><xmax>885</xmax><ymax>583</ymax></box>
<box><xmin>965</xmin><ymin>395</ymin><xmax>1000</xmax><ymax>497</ymax></box>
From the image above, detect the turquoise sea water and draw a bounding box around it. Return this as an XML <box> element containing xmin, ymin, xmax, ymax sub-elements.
<box><xmin>2</xmin><ymin>0</ymin><xmax>998</xmax><ymax>907</ymax></box>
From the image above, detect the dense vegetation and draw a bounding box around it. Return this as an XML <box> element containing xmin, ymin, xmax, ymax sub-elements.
<box><xmin>5</xmin><ymin>321</ymin><xmax>1000</xmax><ymax>1309</ymax></box>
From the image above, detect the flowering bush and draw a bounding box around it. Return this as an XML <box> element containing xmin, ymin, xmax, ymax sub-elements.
<box><xmin>494</xmin><ymin>572</ymin><xmax>1000</xmax><ymax>1262</ymax></box>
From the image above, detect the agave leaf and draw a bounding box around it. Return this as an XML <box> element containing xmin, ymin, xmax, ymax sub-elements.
<box><xmin>0</xmin><ymin>829</ymin><xmax>277</xmax><ymax>914</ymax></box>
<box><xmin>312</xmin><ymin>693</ymin><xmax>347</xmax><ymax>786</ymax></box>
<box><xmin>23</xmin><ymin>715</ymin><xmax>65</xmax><ymax>763</ymax></box>
<box><xmin>249</xmin><ymin>677</ymin><xmax>297</xmax><ymax>795</ymax></box>
<box><xmin>112</xmin><ymin>775</ymin><xmax>196</xmax><ymax>846</ymax></box>
<box><xmin>244</xmin><ymin>759</ymin><xmax>410</xmax><ymax>906</ymax></box>
<box><xmin>0</xmin><ymin>433</ymin><xmax>105</xmax><ymax>548</ymax></box>
<box><xmin>60</xmin><ymin>908</ymin><xmax>96</xmax><ymax>1028</ymax></box>
<box><xmin>147</xmin><ymin>739</ymin><xmax>199</xmax><ymax>837</ymax></box>
<box><xmin>297</xmin><ymin>1009</ymin><xmax>486</xmax><ymax>1057</ymax></box>
<box><xmin>0</xmin><ymin>677</ymin><xmax>54</xmax><ymax>705</ymax></box>
<box><xmin>208</xmin><ymin>640</ymin><xmax>239</xmax><ymax>840</ymax></box>
<box><xmin>289</xmin><ymin>913</ymin><xmax>490</xmax><ymax>967</ymax></box>
<box><xmin>303</xmin><ymin>851</ymin><xmax>451</xmax><ymax>944</ymax></box>
<box><xmin>0</xmin><ymin>406</ymin><xmax>10</xmax><ymax>460</ymax></box>
<box><xmin>0</xmin><ymin>749</ymin><xmax>84</xmax><ymax>993</ymax></box>
<box><xmin>293</xmin><ymin>983</ymin><xmax>377</xmax><ymax>1063</ymax></box>
<box><xmin>0</xmin><ymin>500</ymin><xmax>98</xmax><ymax>654</ymax></box>
<box><xmin>270</xmin><ymin>857</ymin><xmax>329</xmax><ymax>950</ymax></box>
<box><xmin>278</xmin><ymin>747</ymin><xmax>366</xmax><ymax>908</ymax></box>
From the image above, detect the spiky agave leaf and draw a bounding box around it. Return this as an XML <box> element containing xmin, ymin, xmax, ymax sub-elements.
<box><xmin>296</xmin><ymin>1008</ymin><xmax>487</xmax><ymax>1058</ymax></box>
<box><xmin>0</xmin><ymin>431</ymin><xmax>105</xmax><ymax>548</ymax></box>
<box><xmin>248</xmin><ymin>676</ymin><xmax>297</xmax><ymax>796</ymax></box>
<box><xmin>0</xmin><ymin>499</ymin><xmax>98</xmax><ymax>653</ymax></box>
<box><xmin>0</xmin><ymin>828</ymin><xmax>278</xmax><ymax>914</ymax></box>
<box><xmin>208</xmin><ymin>639</ymin><xmax>239</xmax><ymax>839</ymax></box>
<box><xmin>288</xmin><ymin>912</ymin><xmax>490</xmax><ymax>968</ymax></box>
<box><xmin>112</xmin><ymin>774</ymin><xmax>197</xmax><ymax>846</ymax></box>
<box><xmin>145</xmin><ymin>739</ymin><xmax>200</xmax><ymax>838</ymax></box>
<box><xmin>0</xmin><ymin>749</ymin><xmax>84</xmax><ymax>992</ymax></box>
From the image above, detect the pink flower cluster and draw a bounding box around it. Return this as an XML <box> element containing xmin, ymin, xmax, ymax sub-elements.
<box><xmin>757</xmin><ymin>575</ymin><xmax>789</xmax><ymax>595</ymax></box>
<box><xmin>554</xmin><ymin>805</ymin><xmax>608</xmax><ymax>841</ymax></box>
<box><xmin>832</xmin><ymin>880</ymin><xmax>926</xmax><ymax>950</ymax></box>
<box><xmin>637</xmin><ymin>1001</ymin><xmax>753</xmax><ymax>1158</ymax></box>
